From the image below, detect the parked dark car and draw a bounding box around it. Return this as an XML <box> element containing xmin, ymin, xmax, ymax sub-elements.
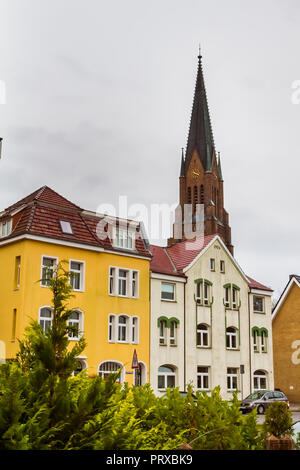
<box><xmin>240</xmin><ymin>390</ymin><xmax>289</xmax><ymax>415</ymax></box>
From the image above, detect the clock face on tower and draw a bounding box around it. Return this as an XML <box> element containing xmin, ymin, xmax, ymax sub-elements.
<box><xmin>191</xmin><ymin>168</ymin><xmax>200</xmax><ymax>179</ymax></box>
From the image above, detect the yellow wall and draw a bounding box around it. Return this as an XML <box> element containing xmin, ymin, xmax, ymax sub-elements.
<box><xmin>273</xmin><ymin>282</ymin><xmax>300</xmax><ymax>402</ymax></box>
<box><xmin>0</xmin><ymin>238</ymin><xmax>150</xmax><ymax>384</ymax></box>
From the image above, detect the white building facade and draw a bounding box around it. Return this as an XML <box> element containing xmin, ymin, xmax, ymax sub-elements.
<box><xmin>150</xmin><ymin>235</ymin><xmax>274</xmax><ymax>400</ymax></box>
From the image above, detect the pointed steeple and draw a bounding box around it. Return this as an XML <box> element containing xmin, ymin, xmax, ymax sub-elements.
<box><xmin>185</xmin><ymin>52</ymin><xmax>215</xmax><ymax>173</ymax></box>
<box><xmin>217</xmin><ymin>152</ymin><xmax>223</xmax><ymax>181</ymax></box>
<box><xmin>180</xmin><ymin>147</ymin><xmax>185</xmax><ymax>177</ymax></box>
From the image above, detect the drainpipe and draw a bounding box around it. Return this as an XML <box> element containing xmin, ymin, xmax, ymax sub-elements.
<box><xmin>184</xmin><ymin>280</ymin><xmax>186</xmax><ymax>392</ymax></box>
<box><xmin>248</xmin><ymin>289</ymin><xmax>252</xmax><ymax>395</ymax></box>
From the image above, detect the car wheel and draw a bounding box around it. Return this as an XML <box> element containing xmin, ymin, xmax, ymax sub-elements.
<box><xmin>257</xmin><ymin>405</ymin><xmax>264</xmax><ymax>415</ymax></box>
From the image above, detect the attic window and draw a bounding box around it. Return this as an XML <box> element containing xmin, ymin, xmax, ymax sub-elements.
<box><xmin>60</xmin><ymin>220</ymin><xmax>73</xmax><ymax>234</ymax></box>
<box><xmin>0</xmin><ymin>218</ymin><xmax>12</xmax><ymax>238</ymax></box>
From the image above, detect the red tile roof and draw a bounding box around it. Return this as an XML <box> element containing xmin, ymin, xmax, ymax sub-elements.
<box><xmin>151</xmin><ymin>236</ymin><xmax>273</xmax><ymax>291</ymax></box>
<box><xmin>246</xmin><ymin>276</ymin><xmax>273</xmax><ymax>292</ymax></box>
<box><xmin>0</xmin><ymin>186</ymin><xmax>151</xmax><ymax>258</ymax></box>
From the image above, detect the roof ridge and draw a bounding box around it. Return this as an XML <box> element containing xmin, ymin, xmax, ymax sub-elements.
<box><xmin>164</xmin><ymin>247</ymin><xmax>179</xmax><ymax>273</ymax></box>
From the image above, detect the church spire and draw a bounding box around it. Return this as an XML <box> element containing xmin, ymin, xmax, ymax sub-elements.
<box><xmin>185</xmin><ymin>53</ymin><xmax>215</xmax><ymax>173</ymax></box>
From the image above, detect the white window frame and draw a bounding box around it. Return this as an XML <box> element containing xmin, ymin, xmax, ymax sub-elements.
<box><xmin>117</xmin><ymin>314</ymin><xmax>129</xmax><ymax>343</ymax></box>
<box><xmin>40</xmin><ymin>255</ymin><xmax>58</xmax><ymax>287</ymax></box>
<box><xmin>118</xmin><ymin>269</ymin><xmax>129</xmax><ymax>297</ymax></box>
<box><xmin>15</xmin><ymin>255</ymin><xmax>21</xmax><ymax>289</ymax></box>
<box><xmin>226</xmin><ymin>327</ymin><xmax>238</xmax><ymax>350</ymax></box>
<box><xmin>131</xmin><ymin>316</ymin><xmax>139</xmax><ymax>344</ymax></box>
<box><xmin>253</xmin><ymin>370</ymin><xmax>267</xmax><ymax>390</ymax></box>
<box><xmin>197</xmin><ymin>324</ymin><xmax>210</xmax><ymax>348</ymax></box>
<box><xmin>113</xmin><ymin>227</ymin><xmax>135</xmax><ymax>250</ymax></box>
<box><xmin>197</xmin><ymin>366</ymin><xmax>210</xmax><ymax>391</ymax></box>
<box><xmin>159</xmin><ymin>319</ymin><xmax>167</xmax><ymax>346</ymax></box>
<box><xmin>108</xmin><ymin>314</ymin><xmax>116</xmax><ymax>342</ymax></box>
<box><xmin>157</xmin><ymin>365</ymin><xmax>176</xmax><ymax>391</ymax></box>
<box><xmin>161</xmin><ymin>282</ymin><xmax>175</xmax><ymax>302</ymax></box>
<box><xmin>232</xmin><ymin>287</ymin><xmax>238</xmax><ymax>310</ymax></box>
<box><xmin>39</xmin><ymin>306</ymin><xmax>53</xmax><ymax>332</ymax></box>
<box><xmin>69</xmin><ymin>259</ymin><xmax>85</xmax><ymax>292</ymax></box>
<box><xmin>195</xmin><ymin>282</ymin><xmax>202</xmax><ymax>304</ymax></box>
<box><xmin>261</xmin><ymin>331</ymin><xmax>267</xmax><ymax>353</ymax></box>
<box><xmin>131</xmin><ymin>270</ymin><xmax>139</xmax><ymax>298</ymax></box>
<box><xmin>227</xmin><ymin>368</ymin><xmax>239</xmax><ymax>391</ymax></box>
<box><xmin>0</xmin><ymin>218</ymin><xmax>12</xmax><ymax>238</ymax></box>
<box><xmin>67</xmin><ymin>309</ymin><xmax>84</xmax><ymax>341</ymax></box>
<box><xmin>169</xmin><ymin>320</ymin><xmax>177</xmax><ymax>346</ymax></box>
<box><xmin>98</xmin><ymin>360</ymin><xmax>124</xmax><ymax>383</ymax></box>
<box><xmin>253</xmin><ymin>329</ymin><xmax>259</xmax><ymax>353</ymax></box>
<box><xmin>109</xmin><ymin>266</ymin><xmax>139</xmax><ymax>298</ymax></box>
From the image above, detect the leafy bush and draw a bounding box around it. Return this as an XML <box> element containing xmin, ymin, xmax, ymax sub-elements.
<box><xmin>263</xmin><ymin>402</ymin><xmax>293</xmax><ymax>439</ymax></box>
<box><xmin>0</xmin><ymin>261</ymin><xmax>265</xmax><ymax>450</ymax></box>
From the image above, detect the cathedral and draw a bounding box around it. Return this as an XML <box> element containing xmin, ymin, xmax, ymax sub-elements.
<box><xmin>168</xmin><ymin>53</ymin><xmax>233</xmax><ymax>255</ymax></box>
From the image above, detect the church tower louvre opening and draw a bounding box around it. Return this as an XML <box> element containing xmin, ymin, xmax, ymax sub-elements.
<box><xmin>168</xmin><ymin>53</ymin><xmax>234</xmax><ymax>255</ymax></box>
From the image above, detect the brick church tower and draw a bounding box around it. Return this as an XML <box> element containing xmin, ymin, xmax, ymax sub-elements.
<box><xmin>168</xmin><ymin>53</ymin><xmax>234</xmax><ymax>255</ymax></box>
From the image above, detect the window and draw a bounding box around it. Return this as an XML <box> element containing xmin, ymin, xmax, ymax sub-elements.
<box><xmin>109</xmin><ymin>267</ymin><xmax>139</xmax><ymax>298</ymax></box>
<box><xmin>69</xmin><ymin>261</ymin><xmax>84</xmax><ymax>291</ymax></box>
<box><xmin>132</xmin><ymin>317</ymin><xmax>139</xmax><ymax>344</ymax></box>
<box><xmin>187</xmin><ymin>187</ymin><xmax>192</xmax><ymax>204</ymax></box>
<box><xmin>157</xmin><ymin>365</ymin><xmax>176</xmax><ymax>390</ymax></box>
<box><xmin>220</xmin><ymin>260</ymin><xmax>225</xmax><ymax>273</ymax></box>
<box><xmin>41</xmin><ymin>256</ymin><xmax>57</xmax><ymax>286</ymax></box>
<box><xmin>253</xmin><ymin>329</ymin><xmax>259</xmax><ymax>352</ymax></box>
<box><xmin>203</xmin><ymin>282</ymin><xmax>209</xmax><ymax>306</ymax></box>
<box><xmin>227</xmin><ymin>368</ymin><xmax>238</xmax><ymax>391</ymax></box>
<box><xmin>159</xmin><ymin>319</ymin><xmax>167</xmax><ymax>345</ymax></box>
<box><xmin>118</xmin><ymin>315</ymin><xmax>129</xmax><ymax>342</ymax></box>
<box><xmin>39</xmin><ymin>307</ymin><xmax>53</xmax><ymax>332</ymax></box>
<box><xmin>118</xmin><ymin>269</ymin><xmax>128</xmax><ymax>296</ymax></box>
<box><xmin>195</xmin><ymin>282</ymin><xmax>202</xmax><ymax>304</ymax></box>
<box><xmin>232</xmin><ymin>287</ymin><xmax>238</xmax><ymax>309</ymax></box>
<box><xmin>200</xmin><ymin>185</ymin><xmax>204</xmax><ymax>204</ymax></box>
<box><xmin>74</xmin><ymin>359</ymin><xmax>87</xmax><ymax>376</ymax></box>
<box><xmin>114</xmin><ymin>227</ymin><xmax>134</xmax><ymax>250</ymax></box>
<box><xmin>132</xmin><ymin>271</ymin><xmax>139</xmax><ymax>298</ymax></box>
<box><xmin>169</xmin><ymin>320</ymin><xmax>177</xmax><ymax>346</ymax></box>
<box><xmin>161</xmin><ymin>282</ymin><xmax>175</xmax><ymax>301</ymax></box>
<box><xmin>224</xmin><ymin>284</ymin><xmax>240</xmax><ymax>309</ymax></box>
<box><xmin>224</xmin><ymin>286</ymin><xmax>231</xmax><ymax>308</ymax></box>
<box><xmin>197</xmin><ymin>324</ymin><xmax>209</xmax><ymax>347</ymax></box>
<box><xmin>67</xmin><ymin>310</ymin><xmax>82</xmax><ymax>340</ymax></box>
<box><xmin>0</xmin><ymin>219</ymin><xmax>12</xmax><ymax>238</ymax></box>
<box><xmin>108</xmin><ymin>314</ymin><xmax>116</xmax><ymax>342</ymax></box>
<box><xmin>98</xmin><ymin>361</ymin><xmax>123</xmax><ymax>383</ymax></box>
<box><xmin>14</xmin><ymin>256</ymin><xmax>21</xmax><ymax>289</ymax></box>
<box><xmin>12</xmin><ymin>308</ymin><xmax>17</xmax><ymax>341</ymax></box>
<box><xmin>253</xmin><ymin>370</ymin><xmax>267</xmax><ymax>390</ymax></box>
<box><xmin>210</xmin><ymin>258</ymin><xmax>215</xmax><ymax>271</ymax></box>
<box><xmin>253</xmin><ymin>296</ymin><xmax>264</xmax><ymax>313</ymax></box>
<box><xmin>261</xmin><ymin>330</ymin><xmax>267</xmax><ymax>353</ymax></box>
<box><xmin>197</xmin><ymin>366</ymin><xmax>209</xmax><ymax>390</ymax></box>
<box><xmin>109</xmin><ymin>267</ymin><xmax>115</xmax><ymax>295</ymax></box>
<box><xmin>226</xmin><ymin>327</ymin><xmax>238</xmax><ymax>350</ymax></box>
<box><xmin>59</xmin><ymin>220</ymin><xmax>73</xmax><ymax>234</ymax></box>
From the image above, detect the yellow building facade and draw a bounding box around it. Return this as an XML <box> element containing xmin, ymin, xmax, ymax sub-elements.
<box><xmin>0</xmin><ymin>186</ymin><xmax>151</xmax><ymax>385</ymax></box>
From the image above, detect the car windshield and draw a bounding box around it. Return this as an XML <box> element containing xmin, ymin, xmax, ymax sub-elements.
<box><xmin>244</xmin><ymin>391</ymin><xmax>265</xmax><ymax>400</ymax></box>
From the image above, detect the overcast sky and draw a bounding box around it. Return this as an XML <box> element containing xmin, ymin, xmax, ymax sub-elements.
<box><xmin>0</xmin><ymin>0</ymin><xmax>300</xmax><ymax>299</ymax></box>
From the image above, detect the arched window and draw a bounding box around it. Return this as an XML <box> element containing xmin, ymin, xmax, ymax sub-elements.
<box><xmin>253</xmin><ymin>328</ymin><xmax>259</xmax><ymax>352</ymax></box>
<box><xmin>169</xmin><ymin>320</ymin><xmax>177</xmax><ymax>346</ymax></box>
<box><xmin>98</xmin><ymin>361</ymin><xmax>123</xmax><ymax>383</ymax></box>
<box><xmin>261</xmin><ymin>330</ymin><xmax>268</xmax><ymax>353</ymax></box>
<box><xmin>67</xmin><ymin>310</ymin><xmax>83</xmax><ymax>340</ymax></box>
<box><xmin>158</xmin><ymin>318</ymin><xmax>167</xmax><ymax>345</ymax></box>
<box><xmin>74</xmin><ymin>359</ymin><xmax>87</xmax><ymax>376</ymax></box>
<box><xmin>197</xmin><ymin>324</ymin><xmax>209</xmax><ymax>347</ymax></box>
<box><xmin>226</xmin><ymin>327</ymin><xmax>238</xmax><ymax>349</ymax></box>
<box><xmin>253</xmin><ymin>370</ymin><xmax>267</xmax><ymax>390</ymax></box>
<box><xmin>187</xmin><ymin>187</ymin><xmax>192</xmax><ymax>204</ymax></box>
<box><xmin>193</xmin><ymin>186</ymin><xmax>198</xmax><ymax>211</ymax></box>
<box><xmin>39</xmin><ymin>307</ymin><xmax>53</xmax><ymax>332</ymax></box>
<box><xmin>157</xmin><ymin>365</ymin><xmax>176</xmax><ymax>390</ymax></box>
<box><xmin>118</xmin><ymin>315</ymin><xmax>129</xmax><ymax>342</ymax></box>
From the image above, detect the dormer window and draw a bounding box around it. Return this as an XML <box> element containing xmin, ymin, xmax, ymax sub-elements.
<box><xmin>60</xmin><ymin>220</ymin><xmax>73</xmax><ymax>234</ymax></box>
<box><xmin>0</xmin><ymin>218</ymin><xmax>12</xmax><ymax>238</ymax></box>
<box><xmin>114</xmin><ymin>227</ymin><xmax>134</xmax><ymax>250</ymax></box>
